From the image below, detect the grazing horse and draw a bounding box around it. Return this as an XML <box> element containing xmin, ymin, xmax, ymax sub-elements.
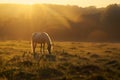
<box><xmin>31</xmin><ymin>32</ymin><xmax>52</xmax><ymax>54</ymax></box>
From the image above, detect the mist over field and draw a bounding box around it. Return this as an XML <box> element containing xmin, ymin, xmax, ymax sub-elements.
<box><xmin>0</xmin><ymin>4</ymin><xmax>120</xmax><ymax>42</ymax></box>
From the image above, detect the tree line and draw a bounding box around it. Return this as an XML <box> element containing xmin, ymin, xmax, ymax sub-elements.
<box><xmin>0</xmin><ymin>4</ymin><xmax>120</xmax><ymax>42</ymax></box>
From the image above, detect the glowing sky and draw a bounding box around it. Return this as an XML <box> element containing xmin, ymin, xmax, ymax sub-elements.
<box><xmin>0</xmin><ymin>0</ymin><xmax>120</xmax><ymax>7</ymax></box>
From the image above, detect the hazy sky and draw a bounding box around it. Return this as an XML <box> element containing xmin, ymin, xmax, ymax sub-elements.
<box><xmin>0</xmin><ymin>0</ymin><xmax>120</xmax><ymax>8</ymax></box>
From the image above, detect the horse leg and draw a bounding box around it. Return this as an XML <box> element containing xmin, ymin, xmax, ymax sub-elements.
<box><xmin>43</xmin><ymin>43</ymin><xmax>45</xmax><ymax>54</ymax></box>
<box><xmin>40</xmin><ymin>43</ymin><xmax>42</xmax><ymax>54</ymax></box>
<box><xmin>31</xmin><ymin>41</ymin><xmax>35</xmax><ymax>53</ymax></box>
<box><xmin>32</xmin><ymin>42</ymin><xmax>37</xmax><ymax>57</ymax></box>
<box><xmin>33</xmin><ymin>43</ymin><xmax>37</xmax><ymax>54</ymax></box>
<box><xmin>34</xmin><ymin>43</ymin><xmax>37</xmax><ymax>53</ymax></box>
<box><xmin>33</xmin><ymin>43</ymin><xmax>37</xmax><ymax>59</ymax></box>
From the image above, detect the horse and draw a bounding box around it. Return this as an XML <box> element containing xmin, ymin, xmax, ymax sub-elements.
<box><xmin>31</xmin><ymin>32</ymin><xmax>52</xmax><ymax>54</ymax></box>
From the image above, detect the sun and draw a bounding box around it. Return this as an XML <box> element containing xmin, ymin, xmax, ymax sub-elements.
<box><xmin>18</xmin><ymin>1</ymin><xmax>36</xmax><ymax>5</ymax></box>
<box><xmin>5</xmin><ymin>0</ymin><xmax>37</xmax><ymax>5</ymax></box>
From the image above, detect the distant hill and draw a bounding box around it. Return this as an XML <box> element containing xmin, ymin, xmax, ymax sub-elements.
<box><xmin>0</xmin><ymin>4</ymin><xmax>120</xmax><ymax>42</ymax></box>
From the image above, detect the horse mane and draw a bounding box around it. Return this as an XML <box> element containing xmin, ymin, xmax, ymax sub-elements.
<box><xmin>41</xmin><ymin>32</ymin><xmax>52</xmax><ymax>45</ymax></box>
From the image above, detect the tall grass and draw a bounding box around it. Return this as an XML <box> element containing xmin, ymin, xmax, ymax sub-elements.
<box><xmin>0</xmin><ymin>41</ymin><xmax>120</xmax><ymax>80</ymax></box>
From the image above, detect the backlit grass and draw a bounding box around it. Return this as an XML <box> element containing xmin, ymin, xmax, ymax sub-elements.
<box><xmin>0</xmin><ymin>41</ymin><xmax>120</xmax><ymax>80</ymax></box>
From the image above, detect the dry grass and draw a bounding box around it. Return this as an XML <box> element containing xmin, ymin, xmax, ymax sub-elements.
<box><xmin>0</xmin><ymin>41</ymin><xmax>120</xmax><ymax>80</ymax></box>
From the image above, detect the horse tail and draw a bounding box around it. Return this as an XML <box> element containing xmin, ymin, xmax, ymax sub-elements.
<box><xmin>31</xmin><ymin>38</ymin><xmax>34</xmax><ymax>53</ymax></box>
<box><xmin>50</xmin><ymin>34</ymin><xmax>54</xmax><ymax>51</ymax></box>
<box><xmin>31</xmin><ymin>40</ymin><xmax>33</xmax><ymax>52</ymax></box>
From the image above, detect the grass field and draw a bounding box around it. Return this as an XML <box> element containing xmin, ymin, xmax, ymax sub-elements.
<box><xmin>0</xmin><ymin>41</ymin><xmax>120</xmax><ymax>80</ymax></box>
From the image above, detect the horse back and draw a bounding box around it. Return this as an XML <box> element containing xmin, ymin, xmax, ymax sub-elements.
<box><xmin>32</xmin><ymin>32</ymin><xmax>50</xmax><ymax>43</ymax></box>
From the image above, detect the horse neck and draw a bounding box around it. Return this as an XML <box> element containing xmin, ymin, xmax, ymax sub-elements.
<box><xmin>47</xmin><ymin>38</ymin><xmax>52</xmax><ymax>47</ymax></box>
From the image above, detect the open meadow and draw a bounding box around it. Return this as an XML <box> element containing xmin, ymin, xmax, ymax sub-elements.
<box><xmin>0</xmin><ymin>41</ymin><xmax>120</xmax><ymax>80</ymax></box>
<box><xmin>0</xmin><ymin>1</ymin><xmax>120</xmax><ymax>80</ymax></box>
